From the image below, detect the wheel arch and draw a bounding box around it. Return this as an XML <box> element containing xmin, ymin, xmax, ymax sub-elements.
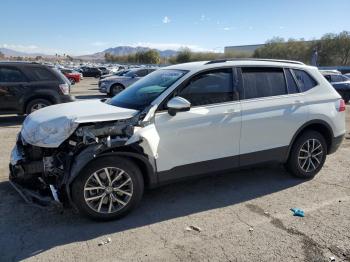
<box><xmin>23</xmin><ymin>94</ymin><xmax>57</xmax><ymax>114</ymax></box>
<box><xmin>108</xmin><ymin>82</ymin><xmax>125</xmax><ymax>94</ymax></box>
<box><xmin>286</xmin><ymin>119</ymin><xmax>334</xmax><ymax>160</ymax></box>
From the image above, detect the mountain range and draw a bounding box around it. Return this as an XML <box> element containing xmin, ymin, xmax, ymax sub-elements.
<box><xmin>0</xmin><ymin>46</ymin><xmax>178</xmax><ymax>60</ymax></box>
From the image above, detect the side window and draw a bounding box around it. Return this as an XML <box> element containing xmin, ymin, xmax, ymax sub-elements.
<box><xmin>285</xmin><ymin>69</ymin><xmax>299</xmax><ymax>94</ymax></box>
<box><xmin>292</xmin><ymin>69</ymin><xmax>317</xmax><ymax>92</ymax></box>
<box><xmin>31</xmin><ymin>68</ymin><xmax>56</xmax><ymax>81</ymax></box>
<box><xmin>242</xmin><ymin>67</ymin><xmax>287</xmax><ymax>99</ymax></box>
<box><xmin>0</xmin><ymin>67</ymin><xmax>27</xmax><ymax>82</ymax></box>
<box><xmin>178</xmin><ymin>68</ymin><xmax>234</xmax><ymax>107</ymax></box>
<box><xmin>331</xmin><ymin>75</ymin><xmax>347</xmax><ymax>83</ymax></box>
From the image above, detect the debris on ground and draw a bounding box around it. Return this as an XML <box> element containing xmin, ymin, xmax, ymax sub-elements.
<box><xmin>248</xmin><ymin>227</ymin><xmax>254</xmax><ymax>232</ymax></box>
<box><xmin>329</xmin><ymin>256</ymin><xmax>336</xmax><ymax>261</ymax></box>
<box><xmin>185</xmin><ymin>225</ymin><xmax>202</xmax><ymax>232</ymax></box>
<box><xmin>290</xmin><ymin>208</ymin><xmax>305</xmax><ymax>217</ymax></box>
<box><xmin>98</xmin><ymin>237</ymin><xmax>112</xmax><ymax>246</ymax></box>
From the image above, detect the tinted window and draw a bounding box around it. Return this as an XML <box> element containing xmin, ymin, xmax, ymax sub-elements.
<box><xmin>179</xmin><ymin>68</ymin><xmax>234</xmax><ymax>106</ymax></box>
<box><xmin>31</xmin><ymin>67</ymin><xmax>56</xmax><ymax>81</ymax></box>
<box><xmin>242</xmin><ymin>67</ymin><xmax>287</xmax><ymax>99</ymax></box>
<box><xmin>0</xmin><ymin>67</ymin><xmax>27</xmax><ymax>82</ymax></box>
<box><xmin>292</xmin><ymin>69</ymin><xmax>317</xmax><ymax>92</ymax></box>
<box><xmin>285</xmin><ymin>69</ymin><xmax>299</xmax><ymax>94</ymax></box>
<box><xmin>135</xmin><ymin>69</ymin><xmax>149</xmax><ymax>77</ymax></box>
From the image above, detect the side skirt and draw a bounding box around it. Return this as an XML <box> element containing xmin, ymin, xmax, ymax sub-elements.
<box><xmin>157</xmin><ymin>146</ymin><xmax>288</xmax><ymax>185</ymax></box>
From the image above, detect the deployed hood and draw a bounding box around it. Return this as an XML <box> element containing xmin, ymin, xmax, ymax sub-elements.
<box><xmin>21</xmin><ymin>99</ymin><xmax>139</xmax><ymax>148</ymax></box>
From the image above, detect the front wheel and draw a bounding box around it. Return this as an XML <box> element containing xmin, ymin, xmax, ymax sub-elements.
<box><xmin>71</xmin><ymin>156</ymin><xmax>144</xmax><ymax>221</ymax></box>
<box><xmin>286</xmin><ymin>130</ymin><xmax>327</xmax><ymax>179</ymax></box>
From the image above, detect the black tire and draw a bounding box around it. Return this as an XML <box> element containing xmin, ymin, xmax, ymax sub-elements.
<box><xmin>71</xmin><ymin>156</ymin><xmax>144</xmax><ymax>221</ymax></box>
<box><xmin>69</xmin><ymin>78</ymin><xmax>76</xmax><ymax>85</ymax></box>
<box><xmin>286</xmin><ymin>130</ymin><xmax>327</xmax><ymax>179</ymax></box>
<box><xmin>109</xmin><ymin>84</ymin><xmax>124</xmax><ymax>96</ymax></box>
<box><xmin>25</xmin><ymin>98</ymin><xmax>52</xmax><ymax>114</ymax></box>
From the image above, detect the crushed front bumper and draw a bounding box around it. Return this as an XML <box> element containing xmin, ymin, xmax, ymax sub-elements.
<box><xmin>9</xmin><ymin>180</ymin><xmax>62</xmax><ymax>209</ymax></box>
<box><xmin>9</xmin><ymin>138</ymin><xmax>62</xmax><ymax>209</ymax></box>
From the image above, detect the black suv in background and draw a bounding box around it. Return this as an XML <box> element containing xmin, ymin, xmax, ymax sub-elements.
<box><xmin>0</xmin><ymin>62</ymin><xmax>74</xmax><ymax>115</ymax></box>
<box><xmin>81</xmin><ymin>67</ymin><xmax>102</xmax><ymax>78</ymax></box>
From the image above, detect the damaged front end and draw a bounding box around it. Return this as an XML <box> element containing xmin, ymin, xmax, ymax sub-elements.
<box><xmin>9</xmin><ymin>105</ymin><xmax>159</xmax><ymax>209</ymax></box>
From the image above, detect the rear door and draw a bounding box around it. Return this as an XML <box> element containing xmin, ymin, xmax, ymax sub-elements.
<box><xmin>0</xmin><ymin>66</ymin><xmax>29</xmax><ymax>112</ymax></box>
<box><xmin>238</xmin><ymin>67</ymin><xmax>309</xmax><ymax>165</ymax></box>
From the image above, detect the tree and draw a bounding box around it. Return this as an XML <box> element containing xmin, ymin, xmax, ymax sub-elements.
<box><xmin>175</xmin><ymin>47</ymin><xmax>192</xmax><ymax>63</ymax></box>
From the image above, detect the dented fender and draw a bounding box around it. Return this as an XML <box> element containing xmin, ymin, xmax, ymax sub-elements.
<box><xmin>66</xmin><ymin>145</ymin><xmax>158</xmax><ymax>189</ymax></box>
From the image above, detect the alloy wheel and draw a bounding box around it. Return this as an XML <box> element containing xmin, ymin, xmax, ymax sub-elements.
<box><xmin>298</xmin><ymin>138</ymin><xmax>324</xmax><ymax>173</ymax></box>
<box><xmin>30</xmin><ymin>103</ymin><xmax>48</xmax><ymax>112</ymax></box>
<box><xmin>84</xmin><ymin>167</ymin><xmax>133</xmax><ymax>214</ymax></box>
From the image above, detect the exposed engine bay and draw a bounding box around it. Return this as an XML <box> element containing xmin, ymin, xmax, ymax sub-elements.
<box><xmin>9</xmin><ymin>103</ymin><xmax>159</xmax><ymax>209</ymax></box>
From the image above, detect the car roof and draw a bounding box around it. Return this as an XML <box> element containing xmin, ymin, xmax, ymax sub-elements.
<box><xmin>164</xmin><ymin>59</ymin><xmax>311</xmax><ymax>72</ymax></box>
<box><xmin>0</xmin><ymin>61</ymin><xmax>44</xmax><ymax>67</ymax></box>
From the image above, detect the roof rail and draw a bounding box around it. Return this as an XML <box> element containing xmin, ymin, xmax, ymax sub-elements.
<box><xmin>205</xmin><ymin>58</ymin><xmax>305</xmax><ymax>65</ymax></box>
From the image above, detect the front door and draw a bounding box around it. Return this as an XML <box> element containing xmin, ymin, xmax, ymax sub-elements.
<box><xmin>154</xmin><ymin>68</ymin><xmax>242</xmax><ymax>181</ymax></box>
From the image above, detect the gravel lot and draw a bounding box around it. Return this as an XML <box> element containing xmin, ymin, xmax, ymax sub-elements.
<box><xmin>0</xmin><ymin>78</ymin><xmax>349</xmax><ymax>262</ymax></box>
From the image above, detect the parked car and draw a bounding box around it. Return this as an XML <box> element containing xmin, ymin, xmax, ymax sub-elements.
<box><xmin>98</xmin><ymin>67</ymin><xmax>110</xmax><ymax>75</ymax></box>
<box><xmin>0</xmin><ymin>62</ymin><xmax>73</xmax><ymax>115</ymax></box>
<box><xmin>99</xmin><ymin>68</ymin><xmax>156</xmax><ymax>96</ymax></box>
<box><xmin>60</xmin><ymin>69</ymin><xmax>81</xmax><ymax>85</ymax></box>
<box><xmin>99</xmin><ymin>69</ymin><xmax>130</xmax><ymax>80</ymax></box>
<box><xmin>9</xmin><ymin>59</ymin><xmax>345</xmax><ymax>221</ymax></box>
<box><xmin>81</xmin><ymin>67</ymin><xmax>102</xmax><ymax>78</ymax></box>
<box><xmin>320</xmin><ymin>71</ymin><xmax>350</xmax><ymax>103</ymax></box>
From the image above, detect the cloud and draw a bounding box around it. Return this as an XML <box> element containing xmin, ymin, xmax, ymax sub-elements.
<box><xmin>200</xmin><ymin>14</ymin><xmax>206</xmax><ymax>21</ymax></box>
<box><xmin>132</xmin><ymin>42</ymin><xmax>218</xmax><ymax>52</ymax></box>
<box><xmin>0</xmin><ymin>43</ymin><xmax>39</xmax><ymax>51</ymax></box>
<box><xmin>91</xmin><ymin>41</ymin><xmax>110</xmax><ymax>46</ymax></box>
<box><xmin>162</xmin><ymin>16</ymin><xmax>171</xmax><ymax>24</ymax></box>
<box><xmin>223</xmin><ymin>27</ymin><xmax>231</xmax><ymax>31</ymax></box>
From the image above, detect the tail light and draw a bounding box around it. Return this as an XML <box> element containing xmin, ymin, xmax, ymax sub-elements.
<box><xmin>59</xmin><ymin>83</ymin><xmax>70</xmax><ymax>95</ymax></box>
<box><xmin>338</xmin><ymin>99</ymin><xmax>346</xmax><ymax>112</ymax></box>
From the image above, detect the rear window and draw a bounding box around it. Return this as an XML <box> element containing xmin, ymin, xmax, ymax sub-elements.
<box><xmin>242</xmin><ymin>67</ymin><xmax>287</xmax><ymax>99</ymax></box>
<box><xmin>292</xmin><ymin>69</ymin><xmax>317</xmax><ymax>92</ymax></box>
<box><xmin>31</xmin><ymin>67</ymin><xmax>57</xmax><ymax>81</ymax></box>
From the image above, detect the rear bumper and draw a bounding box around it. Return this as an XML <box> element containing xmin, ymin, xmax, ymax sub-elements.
<box><xmin>328</xmin><ymin>134</ymin><xmax>345</xmax><ymax>154</ymax></box>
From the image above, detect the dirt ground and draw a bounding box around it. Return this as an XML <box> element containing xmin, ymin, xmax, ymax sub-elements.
<box><xmin>0</xmin><ymin>78</ymin><xmax>349</xmax><ymax>262</ymax></box>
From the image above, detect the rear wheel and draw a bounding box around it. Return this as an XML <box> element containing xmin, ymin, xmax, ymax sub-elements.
<box><xmin>71</xmin><ymin>156</ymin><xmax>144</xmax><ymax>221</ymax></box>
<box><xmin>286</xmin><ymin>130</ymin><xmax>327</xmax><ymax>178</ymax></box>
<box><xmin>25</xmin><ymin>98</ymin><xmax>52</xmax><ymax>114</ymax></box>
<box><xmin>69</xmin><ymin>78</ymin><xmax>76</xmax><ymax>85</ymax></box>
<box><xmin>109</xmin><ymin>84</ymin><xmax>124</xmax><ymax>96</ymax></box>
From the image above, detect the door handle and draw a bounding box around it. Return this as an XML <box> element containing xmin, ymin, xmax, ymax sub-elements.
<box><xmin>294</xmin><ymin>100</ymin><xmax>304</xmax><ymax>105</ymax></box>
<box><xmin>223</xmin><ymin>108</ymin><xmax>239</xmax><ymax>115</ymax></box>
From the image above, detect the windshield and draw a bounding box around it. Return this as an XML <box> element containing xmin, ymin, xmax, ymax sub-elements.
<box><xmin>108</xmin><ymin>69</ymin><xmax>187</xmax><ymax>110</ymax></box>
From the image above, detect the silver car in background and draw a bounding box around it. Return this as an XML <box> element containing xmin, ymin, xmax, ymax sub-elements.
<box><xmin>99</xmin><ymin>68</ymin><xmax>156</xmax><ymax>96</ymax></box>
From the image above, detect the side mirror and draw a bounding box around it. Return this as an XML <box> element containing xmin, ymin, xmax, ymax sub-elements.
<box><xmin>167</xmin><ymin>96</ymin><xmax>191</xmax><ymax>116</ymax></box>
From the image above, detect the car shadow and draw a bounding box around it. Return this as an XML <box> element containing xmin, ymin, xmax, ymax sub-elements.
<box><xmin>0</xmin><ymin>115</ymin><xmax>25</xmax><ymax>127</ymax></box>
<box><xmin>0</xmin><ymin>164</ymin><xmax>305</xmax><ymax>261</ymax></box>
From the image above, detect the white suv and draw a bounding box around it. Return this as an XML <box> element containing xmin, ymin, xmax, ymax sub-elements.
<box><xmin>10</xmin><ymin>59</ymin><xmax>346</xmax><ymax>221</ymax></box>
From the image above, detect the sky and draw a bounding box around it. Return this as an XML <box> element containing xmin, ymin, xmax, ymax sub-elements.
<box><xmin>0</xmin><ymin>0</ymin><xmax>349</xmax><ymax>55</ymax></box>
